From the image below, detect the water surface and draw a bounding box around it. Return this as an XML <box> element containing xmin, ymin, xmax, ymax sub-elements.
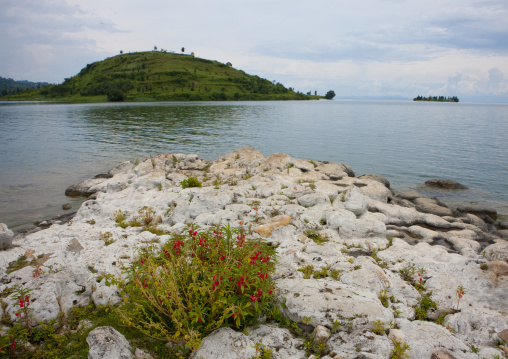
<box><xmin>1</xmin><ymin>100</ymin><xmax>507</xmax><ymax>231</ymax></box>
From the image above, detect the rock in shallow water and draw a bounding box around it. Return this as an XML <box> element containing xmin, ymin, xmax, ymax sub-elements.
<box><xmin>424</xmin><ymin>179</ymin><xmax>468</xmax><ymax>189</ymax></box>
<box><xmin>457</xmin><ymin>204</ymin><xmax>498</xmax><ymax>221</ymax></box>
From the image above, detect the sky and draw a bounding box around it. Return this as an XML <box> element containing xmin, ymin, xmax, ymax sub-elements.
<box><xmin>1</xmin><ymin>0</ymin><xmax>508</xmax><ymax>101</ymax></box>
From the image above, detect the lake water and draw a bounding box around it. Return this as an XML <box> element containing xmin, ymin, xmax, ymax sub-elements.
<box><xmin>1</xmin><ymin>100</ymin><xmax>507</xmax><ymax>231</ymax></box>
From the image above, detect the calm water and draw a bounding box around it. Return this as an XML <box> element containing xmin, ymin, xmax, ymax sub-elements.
<box><xmin>1</xmin><ymin>100</ymin><xmax>507</xmax><ymax>231</ymax></box>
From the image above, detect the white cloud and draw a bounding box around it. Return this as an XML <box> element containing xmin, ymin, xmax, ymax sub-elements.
<box><xmin>1</xmin><ymin>0</ymin><xmax>508</xmax><ymax>98</ymax></box>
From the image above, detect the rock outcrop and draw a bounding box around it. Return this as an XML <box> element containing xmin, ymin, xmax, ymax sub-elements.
<box><xmin>1</xmin><ymin>146</ymin><xmax>506</xmax><ymax>359</ymax></box>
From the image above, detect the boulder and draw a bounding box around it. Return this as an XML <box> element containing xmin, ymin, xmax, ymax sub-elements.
<box><xmin>498</xmin><ymin>329</ymin><xmax>508</xmax><ymax>344</ymax></box>
<box><xmin>483</xmin><ymin>241</ymin><xmax>508</xmax><ymax>263</ymax></box>
<box><xmin>253</xmin><ymin>215</ymin><xmax>291</xmax><ymax>238</ymax></box>
<box><xmin>247</xmin><ymin>325</ymin><xmax>306</xmax><ymax>358</ymax></box>
<box><xmin>108</xmin><ymin>161</ymin><xmax>134</xmax><ymax>176</ymax></box>
<box><xmin>344</xmin><ymin>185</ymin><xmax>368</xmax><ymax>216</ymax></box>
<box><xmin>190</xmin><ymin>327</ymin><xmax>256</xmax><ymax>359</ymax></box>
<box><xmin>424</xmin><ymin>179</ymin><xmax>468</xmax><ymax>190</ymax></box>
<box><xmin>396</xmin><ymin>191</ymin><xmax>427</xmax><ymax>201</ymax></box>
<box><xmin>87</xmin><ymin>326</ymin><xmax>133</xmax><ymax>359</ymax></box>
<box><xmin>0</xmin><ymin>223</ymin><xmax>14</xmax><ymax>250</ymax></box>
<box><xmin>413</xmin><ymin>197</ymin><xmax>456</xmax><ymax>217</ymax></box>
<box><xmin>311</xmin><ymin>325</ymin><xmax>331</xmax><ymax>344</ymax></box>
<box><xmin>457</xmin><ymin>205</ymin><xmax>497</xmax><ymax>221</ymax></box>
<box><xmin>359</xmin><ymin>174</ymin><xmax>390</xmax><ymax>188</ymax></box>
<box><xmin>65</xmin><ymin>178</ymin><xmax>107</xmax><ymax>197</ymax></box>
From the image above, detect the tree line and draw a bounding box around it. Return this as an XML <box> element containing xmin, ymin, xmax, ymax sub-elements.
<box><xmin>413</xmin><ymin>95</ymin><xmax>459</xmax><ymax>102</ymax></box>
<box><xmin>0</xmin><ymin>76</ymin><xmax>51</xmax><ymax>97</ymax></box>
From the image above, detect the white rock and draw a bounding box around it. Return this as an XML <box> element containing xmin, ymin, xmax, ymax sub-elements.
<box><xmin>247</xmin><ymin>324</ymin><xmax>306</xmax><ymax>359</ymax></box>
<box><xmin>311</xmin><ymin>325</ymin><xmax>331</xmax><ymax>343</ymax></box>
<box><xmin>344</xmin><ymin>185</ymin><xmax>368</xmax><ymax>216</ymax></box>
<box><xmin>0</xmin><ymin>223</ymin><xmax>14</xmax><ymax>250</ymax></box>
<box><xmin>189</xmin><ymin>327</ymin><xmax>256</xmax><ymax>359</ymax></box>
<box><xmin>87</xmin><ymin>326</ymin><xmax>133</xmax><ymax>359</ymax></box>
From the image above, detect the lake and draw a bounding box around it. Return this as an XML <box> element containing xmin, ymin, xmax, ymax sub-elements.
<box><xmin>1</xmin><ymin>100</ymin><xmax>507</xmax><ymax>231</ymax></box>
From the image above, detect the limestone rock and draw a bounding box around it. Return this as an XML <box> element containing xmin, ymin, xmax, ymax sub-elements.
<box><xmin>344</xmin><ymin>185</ymin><xmax>368</xmax><ymax>216</ymax></box>
<box><xmin>388</xmin><ymin>328</ymin><xmax>405</xmax><ymax>343</ymax></box>
<box><xmin>87</xmin><ymin>326</ymin><xmax>133</xmax><ymax>359</ymax></box>
<box><xmin>134</xmin><ymin>348</ymin><xmax>154</xmax><ymax>359</ymax></box>
<box><xmin>0</xmin><ymin>223</ymin><xmax>14</xmax><ymax>250</ymax></box>
<box><xmin>424</xmin><ymin>179</ymin><xmax>468</xmax><ymax>190</ymax></box>
<box><xmin>108</xmin><ymin>161</ymin><xmax>134</xmax><ymax>176</ymax></box>
<box><xmin>498</xmin><ymin>329</ymin><xmax>508</xmax><ymax>343</ymax></box>
<box><xmin>413</xmin><ymin>197</ymin><xmax>456</xmax><ymax>217</ymax></box>
<box><xmin>399</xmin><ymin>320</ymin><xmax>475</xmax><ymax>359</ymax></box>
<box><xmin>483</xmin><ymin>241</ymin><xmax>508</xmax><ymax>263</ymax></box>
<box><xmin>457</xmin><ymin>204</ymin><xmax>497</xmax><ymax>221</ymax></box>
<box><xmin>359</xmin><ymin>174</ymin><xmax>390</xmax><ymax>188</ymax></box>
<box><xmin>277</xmin><ymin>278</ymin><xmax>394</xmax><ymax>326</ymax></box>
<box><xmin>66</xmin><ymin>238</ymin><xmax>84</xmax><ymax>254</ymax></box>
<box><xmin>311</xmin><ymin>325</ymin><xmax>331</xmax><ymax>344</ymax></box>
<box><xmin>65</xmin><ymin>178</ymin><xmax>107</xmax><ymax>197</ymax></box>
<box><xmin>430</xmin><ymin>350</ymin><xmax>457</xmax><ymax>359</ymax></box>
<box><xmin>247</xmin><ymin>324</ymin><xmax>306</xmax><ymax>358</ymax></box>
<box><xmin>253</xmin><ymin>215</ymin><xmax>291</xmax><ymax>238</ymax></box>
<box><xmin>190</xmin><ymin>327</ymin><xmax>256</xmax><ymax>359</ymax></box>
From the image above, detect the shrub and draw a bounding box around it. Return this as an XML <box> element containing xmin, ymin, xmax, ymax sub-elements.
<box><xmin>117</xmin><ymin>225</ymin><xmax>276</xmax><ymax>350</ymax></box>
<box><xmin>180</xmin><ymin>177</ymin><xmax>202</xmax><ymax>189</ymax></box>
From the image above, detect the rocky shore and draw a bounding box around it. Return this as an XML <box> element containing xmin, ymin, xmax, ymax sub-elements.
<box><xmin>1</xmin><ymin>146</ymin><xmax>507</xmax><ymax>358</ymax></box>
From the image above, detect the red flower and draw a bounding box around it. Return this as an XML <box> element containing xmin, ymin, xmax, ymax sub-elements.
<box><xmin>198</xmin><ymin>318</ymin><xmax>202</xmax><ymax>322</ymax></box>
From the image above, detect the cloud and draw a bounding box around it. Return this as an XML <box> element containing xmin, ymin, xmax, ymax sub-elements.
<box><xmin>0</xmin><ymin>0</ymin><xmax>124</xmax><ymax>82</ymax></box>
<box><xmin>440</xmin><ymin>67</ymin><xmax>508</xmax><ymax>96</ymax></box>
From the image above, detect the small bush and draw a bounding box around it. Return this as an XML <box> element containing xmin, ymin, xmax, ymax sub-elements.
<box><xmin>117</xmin><ymin>225</ymin><xmax>276</xmax><ymax>350</ymax></box>
<box><xmin>180</xmin><ymin>177</ymin><xmax>202</xmax><ymax>189</ymax></box>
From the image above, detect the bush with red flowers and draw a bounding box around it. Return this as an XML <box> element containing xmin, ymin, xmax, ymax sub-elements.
<box><xmin>117</xmin><ymin>224</ymin><xmax>276</xmax><ymax>350</ymax></box>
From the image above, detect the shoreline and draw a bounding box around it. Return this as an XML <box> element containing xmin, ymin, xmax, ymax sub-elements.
<box><xmin>1</xmin><ymin>146</ymin><xmax>507</xmax><ymax>358</ymax></box>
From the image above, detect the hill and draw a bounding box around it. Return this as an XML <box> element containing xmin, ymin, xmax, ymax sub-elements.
<box><xmin>8</xmin><ymin>51</ymin><xmax>321</xmax><ymax>102</ymax></box>
<box><xmin>0</xmin><ymin>76</ymin><xmax>51</xmax><ymax>97</ymax></box>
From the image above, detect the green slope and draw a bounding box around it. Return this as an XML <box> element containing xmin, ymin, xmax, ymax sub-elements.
<box><xmin>12</xmin><ymin>51</ymin><xmax>321</xmax><ymax>102</ymax></box>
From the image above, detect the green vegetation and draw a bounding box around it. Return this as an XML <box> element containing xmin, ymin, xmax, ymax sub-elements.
<box><xmin>324</xmin><ymin>90</ymin><xmax>336</xmax><ymax>100</ymax></box>
<box><xmin>6</xmin><ymin>51</ymin><xmax>323</xmax><ymax>102</ymax></box>
<box><xmin>0</xmin><ymin>76</ymin><xmax>51</xmax><ymax>98</ymax></box>
<box><xmin>413</xmin><ymin>95</ymin><xmax>459</xmax><ymax>102</ymax></box>
<box><xmin>117</xmin><ymin>225</ymin><xmax>276</xmax><ymax>350</ymax></box>
<box><xmin>180</xmin><ymin>177</ymin><xmax>202</xmax><ymax>189</ymax></box>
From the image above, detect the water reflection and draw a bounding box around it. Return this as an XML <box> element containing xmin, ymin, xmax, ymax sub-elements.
<box><xmin>1</xmin><ymin>100</ymin><xmax>507</xmax><ymax>231</ymax></box>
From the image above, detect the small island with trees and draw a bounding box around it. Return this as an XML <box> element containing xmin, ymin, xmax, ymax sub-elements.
<box><xmin>413</xmin><ymin>95</ymin><xmax>459</xmax><ymax>102</ymax></box>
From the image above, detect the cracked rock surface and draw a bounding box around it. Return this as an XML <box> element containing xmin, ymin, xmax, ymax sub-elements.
<box><xmin>1</xmin><ymin>146</ymin><xmax>507</xmax><ymax>359</ymax></box>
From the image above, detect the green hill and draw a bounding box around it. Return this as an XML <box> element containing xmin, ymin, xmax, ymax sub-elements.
<box><xmin>9</xmin><ymin>51</ymin><xmax>321</xmax><ymax>102</ymax></box>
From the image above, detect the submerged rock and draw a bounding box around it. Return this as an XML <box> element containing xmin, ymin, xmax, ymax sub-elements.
<box><xmin>424</xmin><ymin>179</ymin><xmax>468</xmax><ymax>190</ymax></box>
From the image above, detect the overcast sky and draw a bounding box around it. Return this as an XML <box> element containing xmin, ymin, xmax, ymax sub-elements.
<box><xmin>1</xmin><ymin>0</ymin><xmax>508</xmax><ymax>100</ymax></box>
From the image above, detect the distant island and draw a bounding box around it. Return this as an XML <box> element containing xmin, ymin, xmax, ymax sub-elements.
<box><xmin>413</xmin><ymin>95</ymin><xmax>459</xmax><ymax>102</ymax></box>
<box><xmin>1</xmin><ymin>51</ymin><xmax>326</xmax><ymax>102</ymax></box>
